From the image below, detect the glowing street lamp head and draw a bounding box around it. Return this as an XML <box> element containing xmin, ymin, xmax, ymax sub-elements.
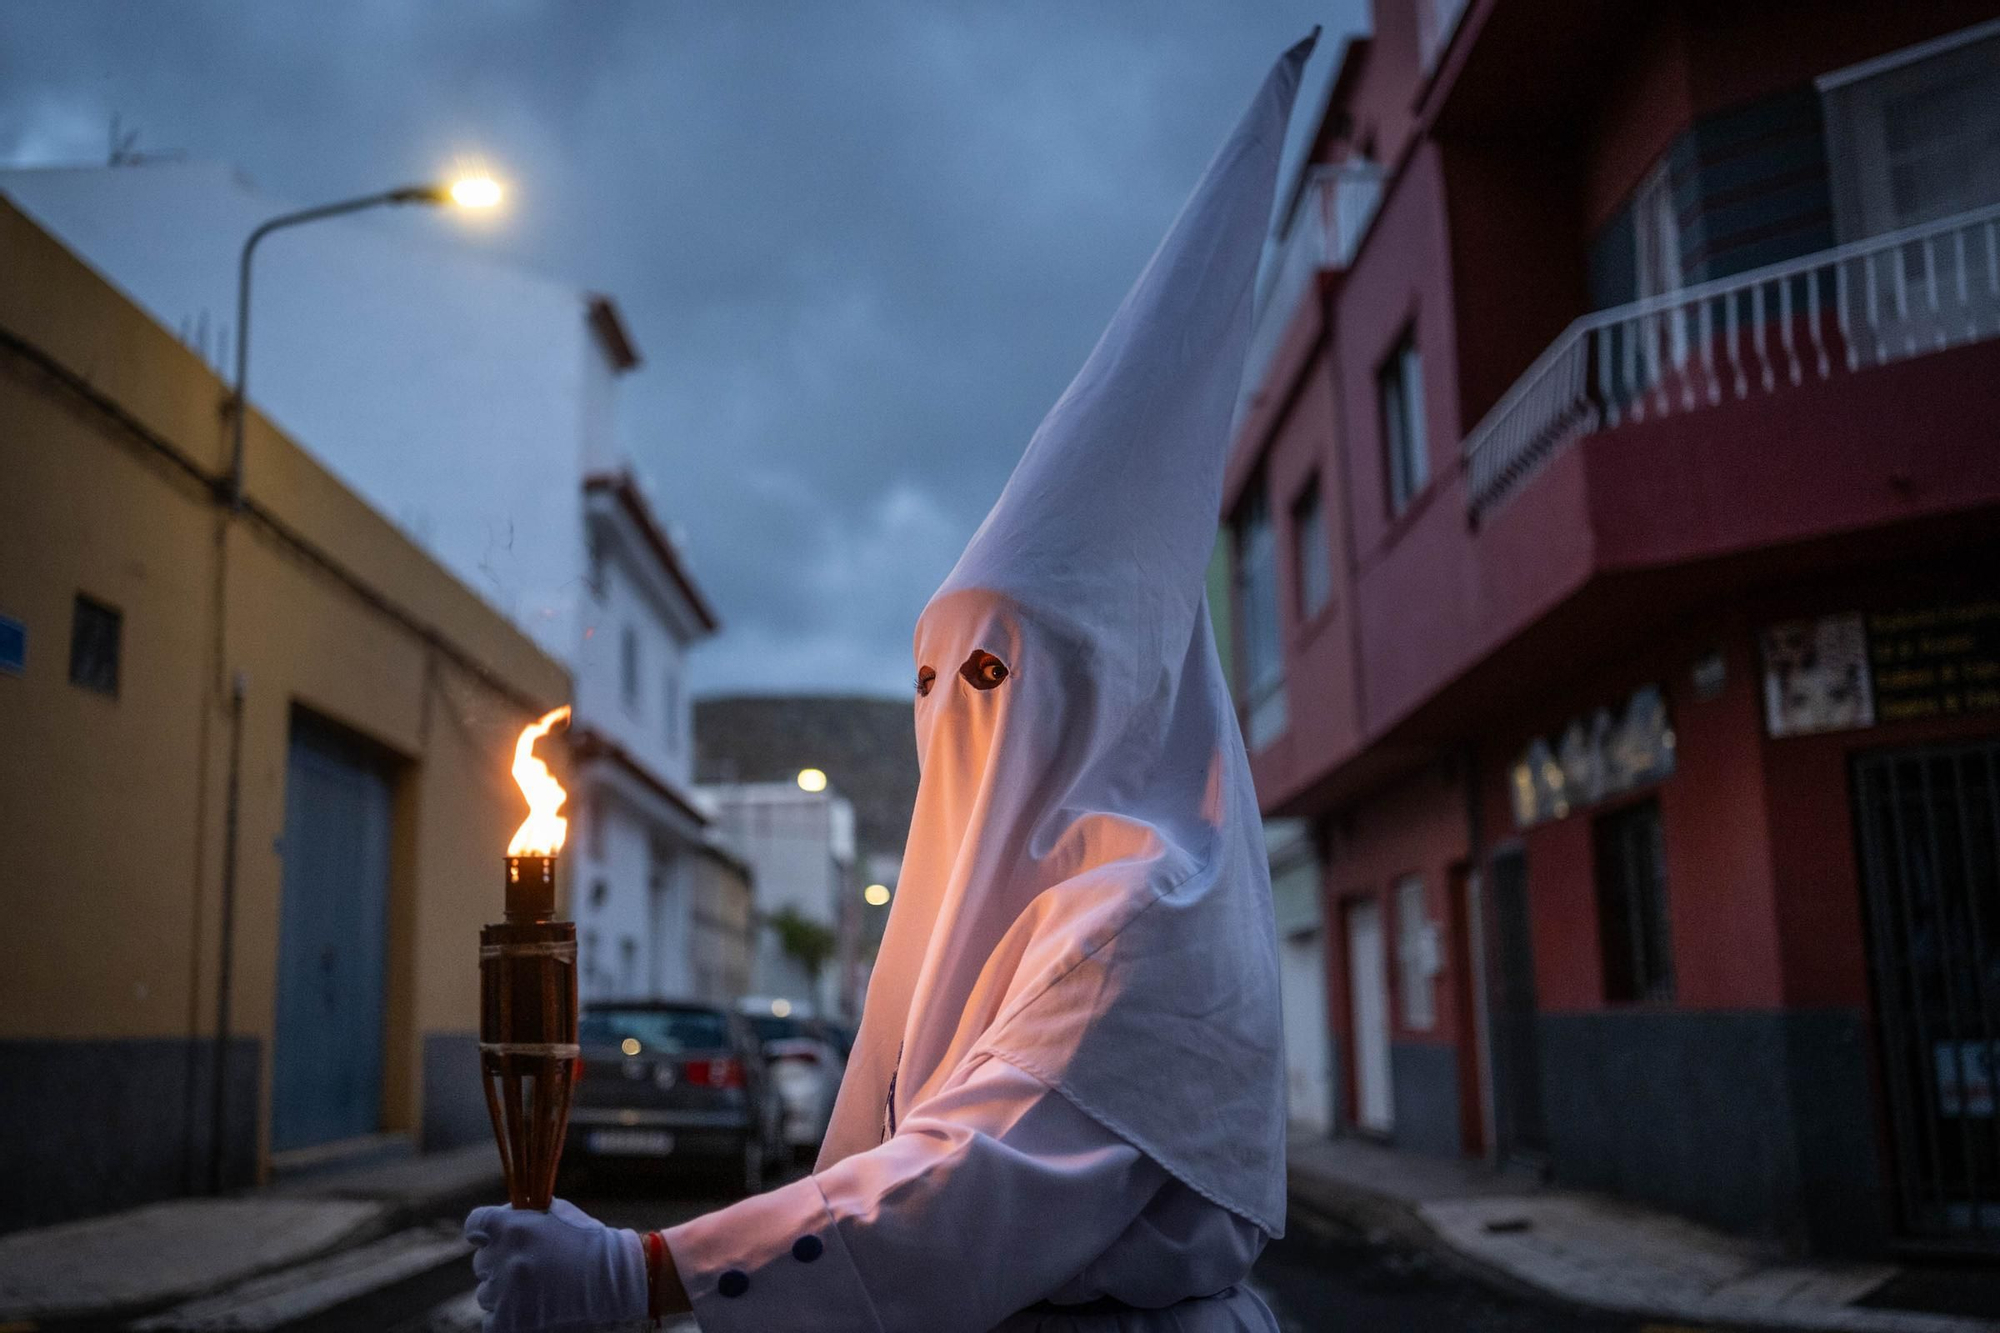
<box><xmin>771</xmin><ymin>998</ymin><xmax>793</xmax><ymax>1018</ymax></box>
<box><xmin>864</xmin><ymin>883</ymin><xmax>892</xmax><ymax>907</ymax></box>
<box><xmin>449</xmin><ymin>175</ymin><xmax>502</xmax><ymax>209</ymax></box>
<box><xmin>796</xmin><ymin>767</ymin><xmax>828</xmax><ymax>793</ymax></box>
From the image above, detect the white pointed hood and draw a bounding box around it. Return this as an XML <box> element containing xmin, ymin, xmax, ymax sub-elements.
<box><xmin>819</xmin><ymin>34</ymin><xmax>1315</xmax><ymax>1235</ymax></box>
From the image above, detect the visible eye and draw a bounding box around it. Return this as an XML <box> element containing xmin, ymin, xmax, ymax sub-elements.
<box><xmin>915</xmin><ymin>665</ymin><xmax>936</xmax><ymax>697</ymax></box>
<box><xmin>959</xmin><ymin>650</ymin><xmax>1009</xmax><ymax>690</ymax></box>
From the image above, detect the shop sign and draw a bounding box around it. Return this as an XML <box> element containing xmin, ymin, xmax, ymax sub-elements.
<box><xmin>1761</xmin><ymin>600</ymin><xmax>2000</xmax><ymax>737</ymax></box>
<box><xmin>1510</xmin><ymin>685</ymin><xmax>1675</xmax><ymax>830</ymax></box>
<box><xmin>1868</xmin><ymin>600</ymin><xmax>2000</xmax><ymax>724</ymax></box>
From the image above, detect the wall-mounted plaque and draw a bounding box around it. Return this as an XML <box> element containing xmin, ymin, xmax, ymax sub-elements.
<box><xmin>1761</xmin><ymin>614</ymin><xmax>1874</xmax><ymax>737</ymax></box>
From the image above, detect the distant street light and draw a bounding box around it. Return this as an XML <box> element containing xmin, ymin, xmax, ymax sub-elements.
<box><xmin>864</xmin><ymin>883</ymin><xmax>892</xmax><ymax>907</ymax></box>
<box><xmin>227</xmin><ymin>173</ymin><xmax>503</xmax><ymax>505</ymax></box>
<box><xmin>796</xmin><ymin>768</ymin><xmax>828</xmax><ymax>793</ymax></box>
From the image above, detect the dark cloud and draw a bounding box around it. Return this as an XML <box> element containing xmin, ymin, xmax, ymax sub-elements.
<box><xmin>0</xmin><ymin>0</ymin><xmax>1357</xmax><ymax>693</ymax></box>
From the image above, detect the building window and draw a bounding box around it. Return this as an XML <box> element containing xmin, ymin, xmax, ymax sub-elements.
<box><xmin>1821</xmin><ymin>25</ymin><xmax>2000</xmax><ymax>243</ymax></box>
<box><xmin>664</xmin><ymin>667</ymin><xmax>681</xmax><ymax>751</ymax></box>
<box><xmin>619</xmin><ymin>936</ymin><xmax>638</xmax><ymax>995</ymax></box>
<box><xmin>69</xmin><ymin>594</ymin><xmax>121</xmax><ymax>697</ymax></box>
<box><xmin>1395</xmin><ymin>874</ymin><xmax>1437</xmax><ymax>1030</ymax></box>
<box><xmin>587</xmin><ymin>796</ymin><xmax>606</xmax><ymax>861</ymax></box>
<box><xmin>1291</xmin><ymin>477</ymin><xmax>1332</xmax><ymax>621</ymax></box>
<box><xmin>1420</xmin><ymin>0</ymin><xmax>1470</xmax><ymax>67</ymax></box>
<box><xmin>1593</xmin><ymin>799</ymin><xmax>1674</xmax><ymax>1003</ymax></box>
<box><xmin>1230</xmin><ymin>474</ymin><xmax>1286</xmax><ymax>750</ymax></box>
<box><xmin>587</xmin><ymin>535</ymin><xmax>607</xmax><ymax>604</ymax></box>
<box><xmin>620</xmin><ymin>625</ymin><xmax>640</xmax><ymax>714</ymax></box>
<box><xmin>1380</xmin><ymin>333</ymin><xmax>1428</xmax><ymax>516</ymax></box>
<box><xmin>1633</xmin><ymin>159</ymin><xmax>1688</xmax><ymax>370</ymax></box>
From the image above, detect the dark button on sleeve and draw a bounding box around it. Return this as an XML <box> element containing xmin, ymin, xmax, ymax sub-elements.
<box><xmin>718</xmin><ymin>1269</ymin><xmax>750</xmax><ymax>1298</ymax></box>
<box><xmin>791</xmin><ymin>1234</ymin><xmax>824</xmax><ymax>1263</ymax></box>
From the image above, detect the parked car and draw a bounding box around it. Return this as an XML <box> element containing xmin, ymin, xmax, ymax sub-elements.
<box><xmin>564</xmin><ymin>1000</ymin><xmax>781</xmax><ymax>1193</ymax></box>
<box><xmin>741</xmin><ymin>1001</ymin><xmax>847</xmax><ymax>1161</ymax></box>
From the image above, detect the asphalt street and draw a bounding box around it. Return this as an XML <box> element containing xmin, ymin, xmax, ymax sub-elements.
<box><xmin>309</xmin><ymin>1162</ymin><xmax>1658</xmax><ymax>1333</ymax></box>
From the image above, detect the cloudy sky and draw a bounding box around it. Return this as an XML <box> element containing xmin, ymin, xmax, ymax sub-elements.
<box><xmin>0</xmin><ymin>1</ymin><xmax>1360</xmax><ymax>697</ymax></box>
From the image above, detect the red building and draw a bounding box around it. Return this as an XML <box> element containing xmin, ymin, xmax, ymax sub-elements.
<box><xmin>1223</xmin><ymin>0</ymin><xmax>2000</xmax><ymax>1255</ymax></box>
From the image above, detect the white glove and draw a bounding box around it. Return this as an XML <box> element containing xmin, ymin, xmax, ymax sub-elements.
<box><xmin>464</xmin><ymin>1199</ymin><xmax>649</xmax><ymax>1332</ymax></box>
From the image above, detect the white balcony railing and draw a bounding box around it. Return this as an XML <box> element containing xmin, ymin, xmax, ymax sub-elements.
<box><xmin>1238</xmin><ymin>162</ymin><xmax>1385</xmax><ymax>419</ymax></box>
<box><xmin>1463</xmin><ymin>201</ymin><xmax>2000</xmax><ymax>518</ymax></box>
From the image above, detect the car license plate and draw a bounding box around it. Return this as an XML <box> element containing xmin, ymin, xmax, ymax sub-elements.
<box><xmin>589</xmin><ymin>1129</ymin><xmax>674</xmax><ymax>1157</ymax></box>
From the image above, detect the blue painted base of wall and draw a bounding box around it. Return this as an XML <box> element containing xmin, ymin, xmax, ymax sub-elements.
<box><xmin>0</xmin><ymin>1037</ymin><xmax>259</xmax><ymax>1234</ymax></box>
<box><xmin>421</xmin><ymin>1031</ymin><xmax>490</xmax><ymax>1152</ymax></box>
<box><xmin>1537</xmin><ymin>1009</ymin><xmax>1885</xmax><ymax>1255</ymax></box>
<box><xmin>1389</xmin><ymin>1041</ymin><xmax>1462</xmax><ymax>1157</ymax></box>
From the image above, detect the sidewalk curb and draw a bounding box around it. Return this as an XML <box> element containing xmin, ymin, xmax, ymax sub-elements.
<box><xmin>0</xmin><ymin>1147</ymin><xmax>505</xmax><ymax>1327</ymax></box>
<box><xmin>1285</xmin><ymin>1160</ymin><xmax>1991</xmax><ymax>1333</ymax></box>
<box><xmin>1284</xmin><ymin>1161</ymin><xmax>1561</xmax><ymax>1309</ymax></box>
<box><xmin>0</xmin><ymin>1201</ymin><xmax>391</xmax><ymax>1327</ymax></box>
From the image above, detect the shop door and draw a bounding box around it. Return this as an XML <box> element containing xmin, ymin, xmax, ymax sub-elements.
<box><xmin>1280</xmin><ymin>927</ymin><xmax>1332</xmax><ymax>1135</ymax></box>
<box><xmin>1853</xmin><ymin>741</ymin><xmax>2000</xmax><ymax>1245</ymax></box>
<box><xmin>1346</xmin><ymin>899</ymin><xmax>1395</xmax><ymax>1135</ymax></box>
<box><xmin>1490</xmin><ymin>848</ymin><xmax>1548</xmax><ymax>1162</ymax></box>
<box><xmin>271</xmin><ymin>713</ymin><xmax>394</xmax><ymax>1152</ymax></box>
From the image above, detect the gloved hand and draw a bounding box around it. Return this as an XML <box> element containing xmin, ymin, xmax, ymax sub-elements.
<box><xmin>464</xmin><ymin>1199</ymin><xmax>649</xmax><ymax>1332</ymax></box>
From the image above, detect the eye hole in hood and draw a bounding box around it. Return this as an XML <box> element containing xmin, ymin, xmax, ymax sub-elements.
<box><xmin>916</xmin><ymin>665</ymin><xmax>937</xmax><ymax>697</ymax></box>
<box><xmin>960</xmin><ymin>650</ymin><xmax>1009</xmax><ymax>690</ymax></box>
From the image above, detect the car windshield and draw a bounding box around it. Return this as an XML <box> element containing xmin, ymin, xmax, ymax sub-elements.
<box><xmin>580</xmin><ymin>1007</ymin><xmax>730</xmax><ymax>1055</ymax></box>
<box><xmin>748</xmin><ymin>1015</ymin><xmax>804</xmax><ymax>1044</ymax></box>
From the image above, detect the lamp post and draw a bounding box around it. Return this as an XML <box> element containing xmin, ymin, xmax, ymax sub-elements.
<box><xmin>227</xmin><ymin>174</ymin><xmax>501</xmax><ymax>505</ymax></box>
<box><xmin>206</xmin><ymin>171</ymin><xmax>501</xmax><ymax>1193</ymax></box>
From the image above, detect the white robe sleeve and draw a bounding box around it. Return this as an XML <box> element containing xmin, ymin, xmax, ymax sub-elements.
<box><xmin>661</xmin><ymin>1054</ymin><xmax>1173</xmax><ymax>1333</ymax></box>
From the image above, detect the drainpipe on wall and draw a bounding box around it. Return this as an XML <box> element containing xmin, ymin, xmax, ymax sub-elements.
<box><xmin>209</xmin><ymin>669</ymin><xmax>247</xmax><ymax>1194</ymax></box>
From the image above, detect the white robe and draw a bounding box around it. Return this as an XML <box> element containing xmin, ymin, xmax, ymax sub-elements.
<box><xmin>662</xmin><ymin>1058</ymin><xmax>1276</xmax><ymax>1332</ymax></box>
<box><xmin>664</xmin><ymin>31</ymin><xmax>1316</xmax><ymax>1332</ymax></box>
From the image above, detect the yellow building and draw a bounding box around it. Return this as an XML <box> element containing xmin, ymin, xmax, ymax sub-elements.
<box><xmin>0</xmin><ymin>196</ymin><xmax>572</xmax><ymax>1230</ymax></box>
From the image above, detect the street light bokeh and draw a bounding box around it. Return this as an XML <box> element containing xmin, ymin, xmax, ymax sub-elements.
<box><xmin>796</xmin><ymin>768</ymin><xmax>828</xmax><ymax>793</ymax></box>
<box><xmin>864</xmin><ymin>883</ymin><xmax>892</xmax><ymax>907</ymax></box>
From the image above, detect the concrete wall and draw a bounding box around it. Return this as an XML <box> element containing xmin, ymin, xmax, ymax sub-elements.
<box><xmin>0</xmin><ymin>198</ymin><xmax>569</xmax><ymax>1228</ymax></box>
<box><xmin>1536</xmin><ymin>1009</ymin><xmax>1884</xmax><ymax>1255</ymax></box>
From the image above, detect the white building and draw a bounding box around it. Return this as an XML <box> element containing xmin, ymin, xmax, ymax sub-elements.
<box><xmin>701</xmin><ymin>782</ymin><xmax>856</xmax><ymax>1018</ymax></box>
<box><xmin>0</xmin><ymin>160</ymin><xmax>747</xmax><ymax>1005</ymax></box>
<box><xmin>571</xmin><ymin>470</ymin><xmax>746</xmax><ymax>1003</ymax></box>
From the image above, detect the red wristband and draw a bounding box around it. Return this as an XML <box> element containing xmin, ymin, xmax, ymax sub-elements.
<box><xmin>643</xmin><ymin>1230</ymin><xmax>666</xmax><ymax>1323</ymax></box>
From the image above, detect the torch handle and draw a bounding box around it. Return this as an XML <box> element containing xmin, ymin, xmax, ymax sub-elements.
<box><xmin>479</xmin><ymin>917</ymin><xmax>577</xmax><ymax>1210</ymax></box>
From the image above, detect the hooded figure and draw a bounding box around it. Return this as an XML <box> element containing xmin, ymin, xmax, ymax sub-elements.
<box><xmin>467</xmin><ymin>33</ymin><xmax>1315</xmax><ymax>1333</ymax></box>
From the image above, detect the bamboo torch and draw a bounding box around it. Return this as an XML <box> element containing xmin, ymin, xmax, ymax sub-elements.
<box><xmin>481</xmin><ymin>705</ymin><xmax>577</xmax><ymax>1210</ymax></box>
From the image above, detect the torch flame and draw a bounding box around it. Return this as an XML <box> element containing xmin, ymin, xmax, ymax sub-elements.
<box><xmin>507</xmin><ymin>705</ymin><xmax>572</xmax><ymax>856</ymax></box>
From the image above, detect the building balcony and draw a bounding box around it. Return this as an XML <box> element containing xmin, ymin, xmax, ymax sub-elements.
<box><xmin>1465</xmin><ymin>202</ymin><xmax>2000</xmax><ymax>520</ymax></box>
<box><xmin>1247</xmin><ymin>202</ymin><xmax>2000</xmax><ymax>818</ymax></box>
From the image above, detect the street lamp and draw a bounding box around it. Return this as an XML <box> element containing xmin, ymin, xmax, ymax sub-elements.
<box><xmin>796</xmin><ymin>768</ymin><xmax>828</xmax><ymax>793</ymax></box>
<box><xmin>205</xmin><ymin>171</ymin><xmax>498</xmax><ymax>1193</ymax></box>
<box><xmin>227</xmin><ymin>173</ymin><xmax>502</xmax><ymax>505</ymax></box>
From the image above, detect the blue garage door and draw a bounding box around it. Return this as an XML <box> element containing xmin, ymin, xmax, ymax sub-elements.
<box><xmin>271</xmin><ymin>712</ymin><xmax>394</xmax><ymax>1152</ymax></box>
